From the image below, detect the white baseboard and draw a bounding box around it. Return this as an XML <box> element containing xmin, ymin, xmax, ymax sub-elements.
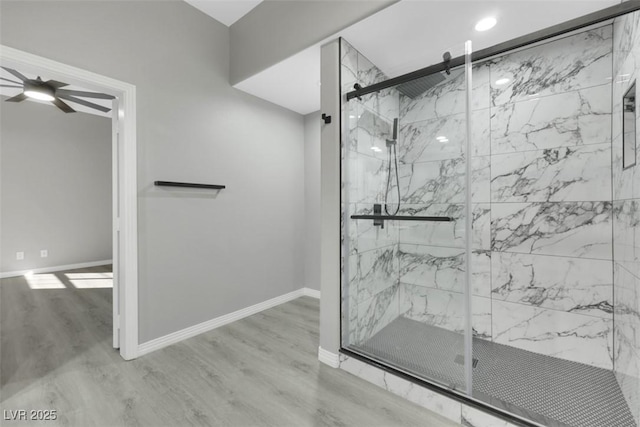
<box><xmin>318</xmin><ymin>346</ymin><xmax>340</xmax><ymax>368</ymax></box>
<box><xmin>138</xmin><ymin>287</ymin><xmax>316</xmax><ymax>357</ymax></box>
<box><xmin>302</xmin><ymin>287</ymin><xmax>321</xmax><ymax>299</ymax></box>
<box><xmin>0</xmin><ymin>260</ymin><xmax>113</xmax><ymax>279</ymax></box>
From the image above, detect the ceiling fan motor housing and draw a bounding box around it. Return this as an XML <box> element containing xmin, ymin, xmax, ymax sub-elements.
<box><xmin>24</xmin><ymin>79</ymin><xmax>55</xmax><ymax>99</ymax></box>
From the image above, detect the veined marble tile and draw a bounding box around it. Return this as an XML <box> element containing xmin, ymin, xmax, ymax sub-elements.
<box><xmin>399</xmin><ymin>63</ymin><xmax>490</xmax><ymax>123</ymax></box>
<box><xmin>397</xmin><ymin>203</ymin><xmax>465</xmax><ymax>248</ymax></box>
<box><xmin>397</xmin><ymin>203</ymin><xmax>490</xmax><ymax>250</ymax></box>
<box><xmin>400</xmin><ymin>283</ymin><xmax>465</xmax><ymax>333</ymax></box>
<box><xmin>491</xmin><ymin>202</ymin><xmax>613</xmax><ymax>260</ymax></box>
<box><xmin>339</xmin><ymin>355</ymin><xmax>463</xmax><ymax>423</ymax></box>
<box><xmin>490</xmin><ymin>84</ymin><xmax>612</xmax><ymax>154</ymax></box>
<box><xmin>355</xmin><ymin>245</ymin><xmax>398</xmax><ymax>303</ymax></box>
<box><xmin>613</xmin><ymin>12</ymin><xmax>640</xmax><ymax>75</ymax></box>
<box><xmin>398</xmin><ymin>156</ymin><xmax>490</xmax><ymax>204</ymax></box>
<box><xmin>349</xmin><ymin>204</ymin><xmax>398</xmax><ymax>255</ymax></box>
<box><xmin>398</xmin><ymin>244</ymin><xmax>490</xmax><ymax>297</ymax></box>
<box><xmin>344</xmin><ymin>256</ymin><xmax>359</xmax><ymax>345</ymax></box>
<box><xmin>357</xmin><ymin>49</ymin><xmax>386</xmax><ymax>88</ymax></box>
<box><xmin>472</xmin><ymin>203</ymin><xmax>491</xmax><ymax>250</ymax></box>
<box><xmin>472</xmin><ymin>109</ymin><xmax>491</xmax><ymax>157</ymax></box>
<box><xmin>611</xmin><ymin>135</ymin><xmax>640</xmax><ymax>200</ymax></box>
<box><xmin>357</xmin><ymin>283</ymin><xmax>399</xmax><ymax>342</ymax></box>
<box><xmin>473</xmin><ymin>296</ymin><xmax>492</xmax><ymax>340</ymax></box>
<box><xmin>348</xmin><ymin>152</ymin><xmax>386</xmax><ymax>204</ymax></box>
<box><xmin>614</xmin><ymin>261</ymin><xmax>640</xmax><ymax>426</ymax></box>
<box><xmin>341</xmin><ymin>39</ymin><xmax>358</xmax><ymax>93</ymax></box>
<box><xmin>614</xmin><ymin>263</ymin><xmax>640</xmax><ymax>351</ymax></box>
<box><xmin>399</xmin><ymin>68</ymin><xmax>466</xmax><ymax>123</ymax></box>
<box><xmin>472</xmin><ymin>250</ymin><xmax>491</xmax><ymax>298</ymax></box>
<box><xmin>397</xmin><ymin>111</ymin><xmax>490</xmax><ymax>163</ymax></box>
<box><xmin>473</xmin><ymin>62</ymin><xmax>491</xmax><ymax>112</ymax></box>
<box><xmin>356</xmin><ymin>50</ymin><xmax>399</xmax><ymax>122</ymax></box>
<box><xmin>360</xmin><ymin>88</ymin><xmax>400</xmax><ymax>123</ymax></box>
<box><xmin>399</xmin><ymin>283</ymin><xmax>490</xmax><ymax>338</ymax></box>
<box><xmin>490</xmin><ymin>143</ymin><xmax>612</xmax><ymax>203</ymax></box>
<box><xmin>613</xmin><ymin>200</ymin><xmax>640</xmax><ymax>276</ymax></box>
<box><xmin>492</xmin><ymin>300</ymin><xmax>613</xmax><ymax>369</ymax></box>
<box><xmin>612</xmin><ymin>135</ymin><xmax>636</xmax><ymax>201</ymax></box>
<box><xmin>490</xmin><ymin>26</ymin><xmax>613</xmax><ymax>106</ymax></box>
<box><xmin>491</xmin><ymin>252</ymin><xmax>613</xmax><ymax>318</ymax></box>
<box><xmin>352</xmin><ymin>108</ymin><xmax>393</xmax><ymax>159</ymax></box>
<box><xmin>398</xmin><ymin>113</ymin><xmax>466</xmax><ymax>163</ymax></box>
<box><xmin>399</xmin><ymin>244</ymin><xmax>465</xmax><ymax>292</ymax></box>
<box><xmin>462</xmin><ymin>405</ymin><xmax>517</xmax><ymax>427</ymax></box>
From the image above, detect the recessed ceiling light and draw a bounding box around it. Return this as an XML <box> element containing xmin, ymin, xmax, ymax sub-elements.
<box><xmin>371</xmin><ymin>147</ymin><xmax>382</xmax><ymax>152</ymax></box>
<box><xmin>495</xmin><ymin>78</ymin><xmax>510</xmax><ymax>86</ymax></box>
<box><xmin>436</xmin><ymin>136</ymin><xmax>448</xmax><ymax>141</ymax></box>
<box><xmin>475</xmin><ymin>17</ymin><xmax>497</xmax><ymax>32</ymax></box>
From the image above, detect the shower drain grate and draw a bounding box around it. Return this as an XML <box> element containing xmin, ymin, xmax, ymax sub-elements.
<box><xmin>454</xmin><ymin>354</ymin><xmax>478</xmax><ymax>368</ymax></box>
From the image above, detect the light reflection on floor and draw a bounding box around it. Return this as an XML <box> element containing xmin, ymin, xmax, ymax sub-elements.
<box><xmin>25</xmin><ymin>271</ymin><xmax>113</xmax><ymax>289</ymax></box>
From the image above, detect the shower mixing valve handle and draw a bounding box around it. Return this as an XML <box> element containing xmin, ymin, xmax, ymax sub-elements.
<box><xmin>321</xmin><ymin>113</ymin><xmax>332</xmax><ymax>124</ymax></box>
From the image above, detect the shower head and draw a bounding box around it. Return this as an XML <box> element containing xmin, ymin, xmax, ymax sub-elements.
<box><xmin>397</xmin><ymin>73</ymin><xmax>447</xmax><ymax>99</ymax></box>
<box><xmin>386</xmin><ymin>118</ymin><xmax>399</xmax><ymax>146</ymax></box>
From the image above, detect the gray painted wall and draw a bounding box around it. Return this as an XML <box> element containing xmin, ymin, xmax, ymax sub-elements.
<box><xmin>0</xmin><ymin>99</ymin><xmax>112</xmax><ymax>273</ymax></box>
<box><xmin>304</xmin><ymin>111</ymin><xmax>321</xmax><ymax>291</ymax></box>
<box><xmin>229</xmin><ymin>0</ymin><xmax>398</xmax><ymax>85</ymax></box>
<box><xmin>0</xmin><ymin>0</ymin><xmax>305</xmax><ymax>343</ymax></box>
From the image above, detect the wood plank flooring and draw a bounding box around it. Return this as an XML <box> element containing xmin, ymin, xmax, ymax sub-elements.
<box><xmin>1</xmin><ymin>267</ymin><xmax>459</xmax><ymax>427</ymax></box>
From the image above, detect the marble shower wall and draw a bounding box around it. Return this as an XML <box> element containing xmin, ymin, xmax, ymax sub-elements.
<box><xmin>395</xmin><ymin>61</ymin><xmax>490</xmax><ymax>338</ymax></box>
<box><xmin>612</xmin><ymin>11</ymin><xmax>640</xmax><ymax>426</ymax></box>
<box><xmin>341</xmin><ymin>39</ymin><xmax>401</xmax><ymax>345</ymax></box>
<box><xmin>395</xmin><ymin>25</ymin><xmax>616</xmax><ymax>370</ymax></box>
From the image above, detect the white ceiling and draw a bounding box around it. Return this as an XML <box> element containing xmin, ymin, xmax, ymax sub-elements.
<box><xmin>0</xmin><ymin>67</ymin><xmax>113</xmax><ymax>117</ymax></box>
<box><xmin>184</xmin><ymin>0</ymin><xmax>262</xmax><ymax>26</ymax></box>
<box><xmin>234</xmin><ymin>0</ymin><xmax>620</xmax><ymax>115</ymax></box>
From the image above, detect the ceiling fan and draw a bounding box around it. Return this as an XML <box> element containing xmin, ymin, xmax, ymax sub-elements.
<box><xmin>0</xmin><ymin>66</ymin><xmax>115</xmax><ymax>114</ymax></box>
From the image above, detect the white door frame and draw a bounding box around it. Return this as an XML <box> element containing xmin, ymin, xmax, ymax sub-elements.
<box><xmin>0</xmin><ymin>45</ymin><xmax>139</xmax><ymax>360</ymax></box>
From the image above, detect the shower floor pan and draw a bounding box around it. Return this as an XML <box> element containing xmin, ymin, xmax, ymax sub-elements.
<box><xmin>350</xmin><ymin>317</ymin><xmax>635</xmax><ymax>427</ymax></box>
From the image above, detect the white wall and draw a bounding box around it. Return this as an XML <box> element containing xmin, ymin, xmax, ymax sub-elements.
<box><xmin>304</xmin><ymin>111</ymin><xmax>321</xmax><ymax>291</ymax></box>
<box><xmin>0</xmin><ymin>0</ymin><xmax>305</xmax><ymax>343</ymax></box>
<box><xmin>0</xmin><ymin>98</ymin><xmax>112</xmax><ymax>274</ymax></box>
<box><xmin>229</xmin><ymin>0</ymin><xmax>398</xmax><ymax>85</ymax></box>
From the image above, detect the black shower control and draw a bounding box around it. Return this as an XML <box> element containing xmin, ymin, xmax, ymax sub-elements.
<box><xmin>321</xmin><ymin>113</ymin><xmax>331</xmax><ymax>124</ymax></box>
<box><xmin>373</xmin><ymin>203</ymin><xmax>384</xmax><ymax>229</ymax></box>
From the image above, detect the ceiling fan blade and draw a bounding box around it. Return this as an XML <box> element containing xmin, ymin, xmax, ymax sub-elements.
<box><xmin>57</xmin><ymin>94</ymin><xmax>111</xmax><ymax>113</ymax></box>
<box><xmin>0</xmin><ymin>85</ymin><xmax>23</xmax><ymax>88</ymax></box>
<box><xmin>5</xmin><ymin>93</ymin><xmax>27</xmax><ymax>102</ymax></box>
<box><xmin>56</xmin><ymin>89</ymin><xmax>115</xmax><ymax>100</ymax></box>
<box><xmin>44</xmin><ymin>80</ymin><xmax>69</xmax><ymax>89</ymax></box>
<box><xmin>1</xmin><ymin>66</ymin><xmax>28</xmax><ymax>82</ymax></box>
<box><xmin>52</xmin><ymin>98</ymin><xmax>76</xmax><ymax>113</ymax></box>
<box><xmin>0</xmin><ymin>77</ymin><xmax>22</xmax><ymax>85</ymax></box>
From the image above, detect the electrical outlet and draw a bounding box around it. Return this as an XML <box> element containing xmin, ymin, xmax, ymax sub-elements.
<box><xmin>16</xmin><ymin>251</ymin><xmax>24</xmax><ymax>260</ymax></box>
<box><xmin>40</xmin><ymin>250</ymin><xmax>48</xmax><ymax>258</ymax></box>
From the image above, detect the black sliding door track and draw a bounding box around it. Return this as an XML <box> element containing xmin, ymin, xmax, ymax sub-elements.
<box><xmin>346</xmin><ymin>1</ymin><xmax>640</xmax><ymax>101</ymax></box>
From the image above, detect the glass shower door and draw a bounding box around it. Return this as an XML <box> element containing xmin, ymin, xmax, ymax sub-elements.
<box><xmin>341</xmin><ymin>40</ymin><xmax>474</xmax><ymax>394</ymax></box>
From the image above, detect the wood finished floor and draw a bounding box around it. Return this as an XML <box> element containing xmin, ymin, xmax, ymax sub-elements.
<box><xmin>1</xmin><ymin>266</ymin><xmax>459</xmax><ymax>427</ymax></box>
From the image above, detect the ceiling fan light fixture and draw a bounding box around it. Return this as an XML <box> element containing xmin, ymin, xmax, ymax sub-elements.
<box><xmin>23</xmin><ymin>81</ymin><xmax>55</xmax><ymax>102</ymax></box>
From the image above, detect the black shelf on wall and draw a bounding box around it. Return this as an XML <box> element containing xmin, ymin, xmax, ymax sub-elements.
<box><xmin>154</xmin><ymin>181</ymin><xmax>226</xmax><ymax>190</ymax></box>
<box><xmin>350</xmin><ymin>215</ymin><xmax>452</xmax><ymax>222</ymax></box>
